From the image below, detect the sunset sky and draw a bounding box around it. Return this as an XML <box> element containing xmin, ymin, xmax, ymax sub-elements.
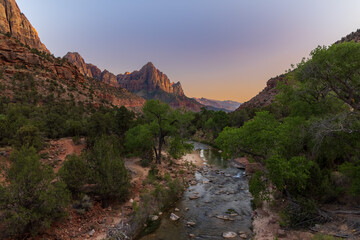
<box><xmin>16</xmin><ymin>0</ymin><xmax>360</xmax><ymax>102</ymax></box>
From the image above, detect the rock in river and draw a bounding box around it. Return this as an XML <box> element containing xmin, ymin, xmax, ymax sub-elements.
<box><xmin>222</xmin><ymin>231</ymin><xmax>237</xmax><ymax>238</ymax></box>
<box><xmin>189</xmin><ymin>195</ymin><xmax>199</xmax><ymax>200</ymax></box>
<box><xmin>150</xmin><ymin>215</ymin><xmax>159</xmax><ymax>221</ymax></box>
<box><xmin>186</xmin><ymin>221</ymin><xmax>196</xmax><ymax>226</ymax></box>
<box><xmin>170</xmin><ymin>213</ymin><xmax>180</xmax><ymax>221</ymax></box>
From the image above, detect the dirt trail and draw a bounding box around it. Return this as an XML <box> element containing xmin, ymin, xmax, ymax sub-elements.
<box><xmin>40</xmin><ymin>138</ymin><xmax>86</xmax><ymax>173</ymax></box>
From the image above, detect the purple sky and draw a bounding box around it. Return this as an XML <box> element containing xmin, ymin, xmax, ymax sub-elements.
<box><xmin>16</xmin><ymin>0</ymin><xmax>360</xmax><ymax>102</ymax></box>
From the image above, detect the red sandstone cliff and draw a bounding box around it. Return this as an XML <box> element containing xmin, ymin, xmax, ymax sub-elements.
<box><xmin>0</xmin><ymin>0</ymin><xmax>49</xmax><ymax>53</ymax></box>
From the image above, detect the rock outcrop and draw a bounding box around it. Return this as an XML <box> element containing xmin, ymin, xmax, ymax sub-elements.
<box><xmin>0</xmin><ymin>0</ymin><xmax>49</xmax><ymax>53</ymax></box>
<box><xmin>117</xmin><ymin>62</ymin><xmax>203</xmax><ymax>111</ymax></box>
<box><xmin>100</xmin><ymin>70</ymin><xmax>118</xmax><ymax>87</ymax></box>
<box><xmin>236</xmin><ymin>75</ymin><xmax>286</xmax><ymax>111</ymax></box>
<box><xmin>63</xmin><ymin>52</ymin><xmax>93</xmax><ymax>77</ymax></box>
<box><xmin>86</xmin><ymin>63</ymin><xmax>102</xmax><ymax>79</ymax></box>
<box><xmin>63</xmin><ymin>52</ymin><xmax>118</xmax><ymax>87</ymax></box>
<box><xmin>336</xmin><ymin>29</ymin><xmax>360</xmax><ymax>44</ymax></box>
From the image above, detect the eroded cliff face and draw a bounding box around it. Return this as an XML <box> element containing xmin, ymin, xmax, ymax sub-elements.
<box><xmin>63</xmin><ymin>52</ymin><xmax>93</xmax><ymax>77</ymax></box>
<box><xmin>63</xmin><ymin>53</ymin><xmax>119</xmax><ymax>87</ymax></box>
<box><xmin>0</xmin><ymin>33</ymin><xmax>145</xmax><ymax>110</ymax></box>
<box><xmin>62</xmin><ymin>52</ymin><xmax>202</xmax><ymax>111</ymax></box>
<box><xmin>0</xmin><ymin>0</ymin><xmax>49</xmax><ymax>53</ymax></box>
<box><xmin>100</xmin><ymin>70</ymin><xmax>119</xmax><ymax>87</ymax></box>
<box><xmin>117</xmin><ymin>62</ymin><xmax>203</xmax><ymax>111</ymax></box>
<box><xmin>117</xmin><ymin>62</ymin><xmax>185</xmax><ymax>96</ymax></box>
<box><xmin>86</xmin><ymin>63</ymin><xmax>102</xmax><ymax>79</ymax></box>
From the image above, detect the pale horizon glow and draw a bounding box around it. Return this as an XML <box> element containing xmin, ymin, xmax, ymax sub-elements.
<box><xmin>16</xmin><ymin>0</ymin><xmax>360</xmax><ymax>102</ymax></box>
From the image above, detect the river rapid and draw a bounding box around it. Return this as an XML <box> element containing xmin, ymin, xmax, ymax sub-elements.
<box><xmin>139</xmin><ymin>141</ymin><xmax>253</xmax><ymax>240</ymax></box>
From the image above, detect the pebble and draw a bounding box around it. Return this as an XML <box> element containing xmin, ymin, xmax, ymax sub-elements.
<box><xmin>175</xmin><ymin>208</ymin><xmax>180</xmax><ymax>212</ymax></box>
<box><xmin>238</xmin><ymin>232</ymin><xmax>247</xmax><ymax>239</ymax></box>
<box><xmin>170</xmin><ymin>213</ymin><xmax>180</xmax><ymax>221</ymax></box>
<box><xmin>222</xmin><ymin>231</ymin><xmax>237</xmax><ymax>238</ymax></box>
<box><xmin>189</xmin><ymin>195</ymin><xmax>199</xmax><ymax>200</ymax></box>
<box><xmin>186</xmin><ymin>221</ymin><xmax>196</xmax><ymax>226</ymax></box>
<box><xmin>89</xmin><ymin>229</ymin><xmax>95</xmax><ymax>237</ymax></box>
<box><xmin>239</xmin><ymin>233</ymin><xmax>247</xmax><ymax>239</ymax></box>
<box><xmin>150</xmin><ymin>215</ymin><xmax>159</xmax><ymax>221</ymax></box>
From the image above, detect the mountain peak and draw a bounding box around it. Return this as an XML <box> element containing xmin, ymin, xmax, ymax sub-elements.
<box><xmin>141</xmin><ymin>62</ymin><xmax>156</xmax><ymax>72</ymax></box>
<box><xmin>63</xmin><ymin>52</ymin><xmax>93</xmax><ymax>77</ymax></box>
<box><xmin>118</xmin><ymin>62</ymin><xmax>185</xmax><ymax>97</ymax></box>
<box><xmin>0</xmin><ymin>0</ymin><xmax>49</xmax><ymax>53</ymax></box>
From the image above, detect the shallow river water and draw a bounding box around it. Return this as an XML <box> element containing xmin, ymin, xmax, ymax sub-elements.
<box><xmin>139</xmin><ymin>142</ymin><xmax>253</xmax><ymax>240</ymax></box>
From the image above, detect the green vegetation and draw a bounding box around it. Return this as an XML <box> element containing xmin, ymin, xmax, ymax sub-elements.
<box><xmin>0</xmin><ymin>147</ymin><xmax>70</xmax><ymax>236</ymax></box>
<box><xmin>126</xmin><ymin>100</ymin><xmax>194</xmax><ymax>164</ymax></box>
<box><xmin>217</xmin><ymin>42</ymin><xmax>360</xmax><ymax>227</ymax></box>
<box><xmin>0</xmin><ymin>89</ymin><xmax>197</xmax><ymax>237</ymax></box>
<box><xmin>87</xmin><ymin>135</ymin><xmax>130</xmax><ymax>207</ymax></box>
<box><xmin>58</xmin><ymin>154</ymin><xmax>88</xmax><ymax>195</ymax></box>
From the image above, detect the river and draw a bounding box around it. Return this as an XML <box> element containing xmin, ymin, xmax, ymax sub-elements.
<box><xmin>138</xmin><ymin>141</ymin><xmax>253</xmax><ymax>240</ymax></box>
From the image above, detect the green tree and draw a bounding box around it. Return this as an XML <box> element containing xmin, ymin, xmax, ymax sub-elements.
<box><xmin>142</xmin><ymin>100</ymin><xmax>178</xmax><ymax>164</ymax></box>
<box><xmin>125</xmin><ymin>123</ymin><xmax>154</xmax><ymax>166</ymax></box>
<box><xmin>297</xmin><ymin>42</ymin><xmax>360</xmax><ymax>111</ymax></box>
<box><xmin>114</xmin><ymin>106</ymin><xmax>135</xmax><ymax>137</ymax></box>
<box><xmin>88</xmin><ymin>136</ymin><xmax>130</xmax><ymax>206</ymax></box>
<box><xmin>58</xmin><ymin>154</ymin><xmax>88</xmax><ymax>195</ymax></box>
<box><xmin>0</xmin><ymin>147</ymin><xmax>70</xmax><ymax>236</ymax></box>
<box><xmin>14</xmin><ymin>124</ymin><xmax>44</xmax><ymax>150</ymax></box>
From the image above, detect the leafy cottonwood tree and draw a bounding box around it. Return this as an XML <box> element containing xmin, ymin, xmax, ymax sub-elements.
<box><xmin>142</xmin><ymin>100</ymin><xmax>177</xmax><ymax>164</ymax></box>
<box><xmin>126</xmin><ymin>100</ymin><xmax>194</xmax><ymax>164</ymax></box>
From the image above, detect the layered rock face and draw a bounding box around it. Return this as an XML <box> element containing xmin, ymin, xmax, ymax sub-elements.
<box><xmin>0</xmin><ymin>1</ymin><xmax>144</xmax><ymax>110</ymax></box>
<box><xmin>117</xmin><ymin>62</ymin><xmax>185</xmax><ymax>96</ymax></box>
<box><xmin>0</xmin><ymin>34</ymin><xmax>145</xmax><ymax>110</ymax></box>
<box><xmin>63</xmin><ymin>52</ymin><xmax>93</xmax><ymax>77</ymax></box>
<box><xmin>100</xmin><ymin>70</ymin><xmax>118</xmax><ymax>87</ymax></box>
<box><xmin>86</xmin><ymin>63</ymin><xmax>101</xmax><ymax>79</ymax></box>
<box><xmin>63</xmin><ymin>53</ymin><xmax>202</xmax><ymax>111</ymax></box>
<box><xmin>0</xmin><ymin>0</ymin><xmax>49</xmax><ymax>53</ymax></box>
<box><xmin>117</xmin><ymin>62</ymin><xmax>203</xmax><ymax>111</ymax></box>
<box><xmin>63</xmin><ymin>52</ymin><xmax>118</xmax><ymax>87</ymax></box>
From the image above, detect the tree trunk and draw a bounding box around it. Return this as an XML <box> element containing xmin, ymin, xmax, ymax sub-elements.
<box><xmin>157</xmin><ymin>134</ymin><xmax>162</xmax><ymax>164</ymax></box>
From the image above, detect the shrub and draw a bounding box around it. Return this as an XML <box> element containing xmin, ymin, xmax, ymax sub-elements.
<box><xmin>14</xmin><ymin>124</ymin><xmax>44</xmax><ymax>150</ymax></box>
<box><xmin>249</xmin><ymin>171</ymin><xmax>269</xmax><ymax>208</ymax></box>
<box><xmin>58</xmin><ymin>154</ymin><xmax>88</xmax><ymax>195</ymax></box>
<box><xmin>0</xmin><ymin>147</ymin><xmax>70</xmax><ymax>236</ymax></box>
<box><xmin>88</xmin><ymin>136</ymin><xmax>130</xmax><ymax>207</ymax></box>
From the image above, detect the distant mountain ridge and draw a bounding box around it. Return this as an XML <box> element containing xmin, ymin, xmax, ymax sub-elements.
<box><xmin>64</xmin><ymin>52</ymin><xmax>203</xmax><ymax>111</ymax></box>
<box><xmin>193</xmin><ymin>97</ymin><xmax>241</xmax><ymax>112</ymax></box>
